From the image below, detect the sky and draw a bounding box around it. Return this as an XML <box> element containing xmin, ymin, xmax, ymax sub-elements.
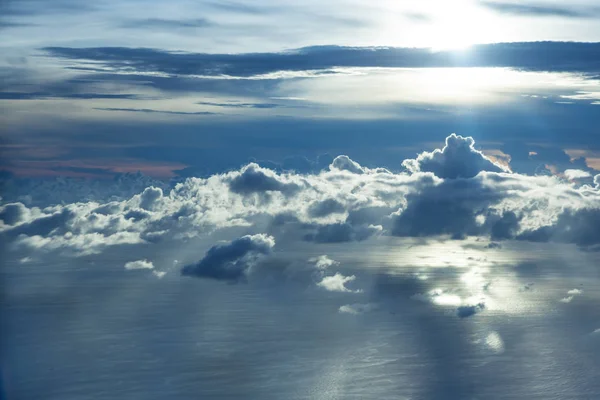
<box><xmin>2</xmin><ymin>1</ymin><xmax>600</xmax><ymax>399</ymax></box>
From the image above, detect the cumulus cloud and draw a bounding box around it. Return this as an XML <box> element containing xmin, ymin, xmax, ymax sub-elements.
<box><xmin>3</xmin><ymin>134</ymin><xmax>600</xmax><ymax>259</ymax></box>
<box><xmin>317</xmin><ymin>273</ymin><xmax>359</xmax><ymax>293</ymax></box>
<box><xmin>181</xmin><ymin>234</ymin><xmax>275</xmax><ymax>282</ymax></box>
<box><xmin>560</xmin><ymin>288</ymin><xmax>584</xmax><ymax>303</ymax></box>
<box><xmin>124</xmin><ymin>259</ymin><xmax>154</xmax><ymax>270</ymax></box>
<box><xmin>139</xmin><ymin>187</ymin><xmax>163</xmax><ymax>211</ymax></box>
<box><xmin>402</xmin><ymin>134</ymin><xmax>508</xmax><ymax>178</ymax></box>
<box><xmin>330</xmin><ymin>155</ymin><xmax>365</xmax><ymax>174</ymax></box>
<box><xmin>564</xmin><ymin>169</ymin><xmax>592</xmax><ymax>180</ymax></box>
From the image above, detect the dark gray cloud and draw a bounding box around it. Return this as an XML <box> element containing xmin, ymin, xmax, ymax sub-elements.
<box><xmin>480</xmin><ymin>1</ymin><xmax>600</xmax><ymax>18</ymax></box>
<box><xmin>0</xmin><ymin>203</ymin><xmax>28</xmax><ymax>226</ymax></box>
<box><xmin>42</xmin><ymin>42</ymin><xmax>600</xmax><ymax>78</ymax></box>
<box><xmin>0</xmin><ymin>92</ymin><xmax>141</xmax><ymax>100</ymax></box>
<box><xmin>518</xmin><ymin>208</ymin><xmax>600</xmax><ymax>248</ymax></box>
<box><xmin>391</xmin><ymin>177</ymin><xmax>506</xmax><ymax>239</ymax></box>
<box><xmin>457</xmin><ymin>302</ymin><xmax>485</xmax><ymax>318</ymax></box>
<box><xmin>121</xmin><ymin>18</ymin><xmax>212</xmax><ymax>30</ymax></box>
<box><xmin>93</xmin><ymin>108</ymin><xmax>221</xmax><ymax>116</ymax></box>
<box><xmin>0</xmin><ymin>0</ymin><xmax>96</xmax><ymax>17</ymax></box>
<box><xmin>307</xmin><ymin>198</ymin><xmax>346</xmax><ymax>218</ymax></box>
<box><xmin>181</xmin><ymin>234</ymin><xmax>275</xmax><ymax>282</ymax></box>
<box><xmin>196</xmin><ymin>101</ymin><xmax>283</xmax><ymax>109</ymax></box>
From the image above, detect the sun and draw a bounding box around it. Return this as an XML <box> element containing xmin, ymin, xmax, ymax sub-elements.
<box><xmin>384</xmin><ymin>0</ymin><xmax>498</xmax><ymax>52</ymax></box>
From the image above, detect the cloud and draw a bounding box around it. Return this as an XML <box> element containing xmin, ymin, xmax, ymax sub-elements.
<box><xmin>196</xmin><ymin>101</ymin><xmax>284</xmax><ymax>109</ymax></box>
<box><xmin>181</xmin><ymin>234</ymin><xmax>275</xmax><ymax>282</ymax></box>
<box><xmin>560</xmin><ymin>288</ymin><xmax>583</xmax><ymax>303</ymax></box>
<box><xmin>457</xmin><ymin>302</ymin><xmax>485</xmax><ymax>318</ymax></box>
<box><xmin>93</xmin><ymin>108</ymin><xmax>220</xmax><ymax>116</ymax></box>
<box><xmin>227</xmin><ymin>163</ymin><xmax>302</xmax><ymax>195</ymax></box>
<box><xmin>0</xmin><ymin>203</ymin><xmax>30</xmax><ymax>226</ymax></box>
<box><xmin>139</xmin><ymin>187</ymin><xmax>163</xmax><ymax>211</ymax></box>
<box><xmin>564</xmin><ymin>169</ymin><xmax>592</xmax><ymax>180</ymax></box>
<box><xmin>3</xmin><ymin>134</ymin><xmax>600</xmax><ymax>258</ymax></box>
<box><xmin>124</xmin><ymin>259</ymin><xmax>154</xmax><ymax>270</ymax></box>
<box><xmin>329</xmin><ymin>155</ymin><xmax>365</xmax><ymax>174</ymax></box>
<box><xmin>317</xmin><ymin>272</ymin><xmax>359</xmax><ymax>293</ymax></box>
<box><xmin>42</xmin><ymin>42</ymin><xmax>600</xmax><ymax>79</ymax></box>
<box><xmin>0</xmin><ymin>92</ymin><xmax>141</xmax><ymax>100</ymax></box>
<box><xmin>309</xmin><ymin>255</ymin><xmax>339</xmax><ymax>270</ymax></box>
<box><xmin>121</xmin><ymin>18</ymin><xmax>212</xmax><ymax>30</ymax></box>
<box><xmin>338</xmin><ymin>303</ymin><xmax>376</xmax><ymax>314</ymax></box>
<box><xmin>479</xmin><ymin>1</ymin><xmax>599</xmax><ymax>18</ymax></box>
<box><xmin>402</xmin><ymin>134</ymin><xmax>508</xmax><ymax>179</ymax></box>
<box><xmin>305</xmin><ymin>223</ymin><xmax>381</xmax><ymax>243</ymax></box>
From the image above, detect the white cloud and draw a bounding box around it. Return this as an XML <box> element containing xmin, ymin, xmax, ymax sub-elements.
<box><xmin>402</xmin><ymin>133</ymin><xmax>509</xmax><ymax>178</ymax></box>
<box><xmin>564</xmin><ymin>169</ymin><xmax>592</xmax><ymax>180</ymax></box>
<box><xmin>124</xmin><ymin>259</ymin><xmax>155</xmax><ymax>270</ymax></box>
<box><xmin>2</xmin><ymin>134</ymin><xmax>600</xmax><ymax>260</ymax></box>
<box><xmin>309</xmin><ymin>255</ymin><xmax>340</xmax><ymax>270</ymax></box>
<box><xmin>560</xmin><ymin>288</ymin><xmax>583</xmax><ymax>303</ymax></box>
<box><xmin>317</xmin><ymin>273</ymin><xmax>359</xmax><ymax>293</ymax></box>
<box><xmin>338</xmin><ymin>303</ymin><xmax>376</xmax><ymax>314</ymax></box>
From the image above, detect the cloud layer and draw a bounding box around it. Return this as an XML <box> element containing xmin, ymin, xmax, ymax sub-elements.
<box><xmin>2</xmin><ymin>134</ymin><xmax>600</xmax><ymax>259</ymax></box>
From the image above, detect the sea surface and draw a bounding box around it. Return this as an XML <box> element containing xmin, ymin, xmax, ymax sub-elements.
<box><xmin>2</xmin><ymin>239</ymin><xmax>600</xmax><ymax>399</ymax></box>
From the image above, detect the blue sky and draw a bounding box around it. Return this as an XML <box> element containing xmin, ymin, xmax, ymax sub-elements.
<box><xmin>2</xmin><ymin>0</ymin><xmax>600</xmax><ymax>178</ymax></box>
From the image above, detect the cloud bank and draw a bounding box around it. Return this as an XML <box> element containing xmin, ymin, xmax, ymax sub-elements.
<box><xmin>2</xmin><ymin>134</ymin><xmax>600</xmax><ymax>260</ymax></box>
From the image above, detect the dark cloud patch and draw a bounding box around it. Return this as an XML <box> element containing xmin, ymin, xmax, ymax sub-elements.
<box><xmin>93</xmin><ymin>108</ymin><xmax>221</xmax><ymax>116</ymax></box>
<box><xmin>457</xmin><ymin>302</ymin><xmax>485</xmax><ymax>318</ymax></box>
<box><xmin>0</xmin><ymin>92</ymin><xmax>141</xmax><ymax>100</ymax></box>
<box><xmin>0</xmin><ymin>0</ymin><xmax>96</xmax><ymax>17</ymax></box>
<box><xmin>42</xmin><ymin>42</ymin><xmax>600</xmax><ymax>78</ymax></box>
<box><xmin>307</xmin><ymin>198</ymin><xmax>346</xmax><ymax>218</ymax></box>
<box><xmin>4</xmin><ymin>208</ymin><xmax>75</xmax><ymax>238</ymax></box>
<box><xmin>181</xmin><ymin>234</ymin><xmax>275</xmax><ymax>282</ymax></box>
<box><xmin>518</xmin><ymin>208</ymin><xmax>600</xmax><ymax>247</ymax></box>
<box><xmin>490</xmin><ymin>211</ymin><xmax>521</xmax><ymax>240</ymax></box>
<box><xmin>0</xmin><ymin>203</ymin><xmax>28</xmax><ymax>226</ymax></box>
<box><xmin>391</xmin><ymin>177</ymin><xmax>507</xmax><ymax>238</ymax></box>
<box><xmin>121</xmin><ymin>18</ymin><xmax>212</xmax><ymax>30</ymax></box>
<box><xmin>196</xmin><ymin>101</ymin><xmax>283</xmax><ymax>109</ymax></box>
<box><xmin>480</xmin><ymin>1</ymin><xmax>599</xmax><ymax>18</ymax></box>
<box><xmin>0</xmin><ymin>21</ymin><xmax>35</xmax><ymax>29</ymax></box>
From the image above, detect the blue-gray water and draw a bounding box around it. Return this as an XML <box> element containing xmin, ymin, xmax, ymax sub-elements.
<box><xmin>3</xmin><ymin>240</ymin><xmax>600</xmax><ymax>399</ymax></box>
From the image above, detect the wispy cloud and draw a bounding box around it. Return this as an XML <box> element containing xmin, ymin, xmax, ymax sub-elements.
<box><xmin>480</xmin><ymin>1</ymin><xmax>600</xmax><ymax>18</ymax></box>
<box><xmin>93</xmin><ymin>107</ymin><xmax>221</xmax><ymax>115</ymax></box>
<box><xmin>43</xmin><ymin>42</ymin><xmax>600</xmax><ymax>79</ymax></box>
<box><xmin>196</xmin><ymin>101</ymin><xmax>283</xmax><ymax>109</ymax></box>
<box><xmin>121</xmin><ymin>18</ymin><xmax>212</xmax><ymax>30</ymax></box>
